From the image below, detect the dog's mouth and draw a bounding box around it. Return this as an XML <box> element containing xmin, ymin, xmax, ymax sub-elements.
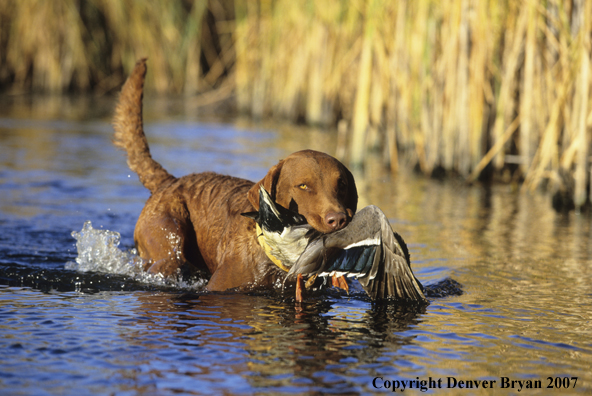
<box><xmin>288</xmin><ymin>198</ymin><xmax>353</xmax><ymax>234</ymax></box>
<box><xmin>304</xmin><ymin>213</ymin><xmax>352</xmax><ymax>235</ymax></box>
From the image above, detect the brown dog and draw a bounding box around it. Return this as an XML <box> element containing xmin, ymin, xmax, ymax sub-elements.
<box><xmin>113</xmin><ymin>59</ymin><xmax>358</xmax><ymax>292</ymax></box>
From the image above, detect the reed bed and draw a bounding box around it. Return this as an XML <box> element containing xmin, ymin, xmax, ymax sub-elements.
<box><xmin>0</xmin><ymin>0</ymin><xmax>224</xmax><ymax>94</ymax></box>
<box><xmin>1</xmin><ymin>0</ymin><xmax>591</xmax><ymax>208</ymax></box>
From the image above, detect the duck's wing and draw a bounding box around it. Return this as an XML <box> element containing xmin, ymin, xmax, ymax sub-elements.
<box><xmin>356</xmin><ymin>218</ymin><xmax>426</xmax><ymax>301</ymax></box>
<box><xmin>288</xmin><ymin>205</ymin><xmax>426</xmax><ymax>302</ymax></box>
<box><xmin>287</xmin><ymin>206</ymin><xmax>381</xmax><ymax>275</ymax></box>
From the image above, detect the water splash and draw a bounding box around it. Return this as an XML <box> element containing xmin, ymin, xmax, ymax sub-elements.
<box><xmin>66</xmin><ymin>221</ymin><xmax>207</xmax><ymax>290</ymax></box>
<box><xmin>66</xmin><ymin>221</ymin><xmax>143</xmax><ymax>276</ymax></box>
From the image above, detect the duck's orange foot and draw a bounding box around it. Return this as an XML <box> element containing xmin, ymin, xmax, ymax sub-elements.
<box><xmin>295</xmin><ymin>273</ymin><xmax>304</xmax><ymax>303</ymax></box>
<box><xmin>331</xmin><ymin>275</ymin><xmax>349</xmax><ymax>294</ymax></box>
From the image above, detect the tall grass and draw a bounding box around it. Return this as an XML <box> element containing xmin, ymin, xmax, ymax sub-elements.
<box><xmin>233</xmin><ymin>0</ymin><xmax>592</xmax><ymax>209</ymax></box>
<box><xmin>1</xmin><ymin>0</ymin><xmax>591</xmax><ymax>208</ymax></box>
<box><xmin>0</xmin><ymin>0</ymin><xmax>222</xmax><ymax>94</ymax></box>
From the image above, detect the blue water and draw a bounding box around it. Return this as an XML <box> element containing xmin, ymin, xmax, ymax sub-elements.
<box><xmin>1</xmin><ymin>95</ymin><xmax>591</xmax><ymax>395</ymax></box>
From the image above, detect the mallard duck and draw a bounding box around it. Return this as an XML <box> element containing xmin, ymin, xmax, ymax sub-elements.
<box><xmin>242</xmin><ymin>186</ymin><xmax>348</xmax><ymax>300</ymax></box>
<box><xmin>243</xmin><ymin>186</ymin><xmax>426</xmax><ymax>302</ymax></box>
<box><xmin>287</xmin><ymin>205</ymin><xmax>426</xmax><ymax>302</ymax></box>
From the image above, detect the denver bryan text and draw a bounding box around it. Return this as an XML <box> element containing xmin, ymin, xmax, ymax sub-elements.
<box><xmin>372</xmin><ymin>376</ymin><xmax>548</xmax><ymax>392</ymax></box>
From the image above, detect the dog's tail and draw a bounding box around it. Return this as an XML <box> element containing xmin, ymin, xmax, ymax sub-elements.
<box><xmin>113</xmin><ymin>58</ymin><xmax>175</xmax><ymax>194</ymax></box>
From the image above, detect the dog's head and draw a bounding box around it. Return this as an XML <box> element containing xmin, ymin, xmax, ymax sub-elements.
<box><xmin>248</xmin><ymin>150</ymin><xmax>358</xmax><ymax>234</ymax></box>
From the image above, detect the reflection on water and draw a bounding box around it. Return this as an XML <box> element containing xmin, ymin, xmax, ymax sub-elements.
<box><xmin>1</xmin><ymin>95</ymin><xmax>591</xmax><ymax>394</ymax></box>
<box><xmin>0</xmin><ymin>288</ymin><xmax>427</xmax><ymax>395</ymax></box>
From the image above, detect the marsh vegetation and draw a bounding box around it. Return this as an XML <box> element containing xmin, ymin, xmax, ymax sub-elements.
<box><xmin>1</xmin><ymin>0</ymin><xmax>591</xmax><ymax>208</ymax></box>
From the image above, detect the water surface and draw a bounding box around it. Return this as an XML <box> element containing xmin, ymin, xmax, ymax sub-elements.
<box><xmin>1</xmin><ymin>95</ymin><xmax>591</xmax><ymax>395</ymax></box>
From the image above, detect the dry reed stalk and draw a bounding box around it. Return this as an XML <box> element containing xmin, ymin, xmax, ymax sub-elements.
<box><xmin>456</xmin><ymin>0</ymin><xmax>470</xmax><ymax>176</ymax></box>
<box><xmin>250</xmin><ymin>0</ymin><xmax>272</xmax><ymax>118</ymax></box>
<box><xmin>233</xmin><ymin>0</ymin><xmax>250</xmax><ymax>112</ymax></box>
<box><xmin>522</xmin><ymin>61</ymin><xmax>576</xmax><ymax>191</ymax></box>
<box><xmin>368</xmin><ymin>37</ymin><xmax>387</xmax><ymax>151</ymax></box>
<box><xmin>468</xmin><ymin>115</ymin><xmax>521</xmax><ymax>183</ymax></box>
<box><xmin>492</xmin><ymin>4</ymin><xmax>527</xmax><ymax>170</ymax></box>
<box><xmin>468</xmin><ymin>0</ymin><xmax>490</xmax><ymax>174</ymax></box>
<box><xmin>426</xmin><ymin>10</ymin><xmax>442</xmax><ymax>175</ymax></box>
<box><xmin>410</xmin><ymin>0</ymin><xmax>429</xmax><ymax>172</ymax></box>
<box><xmin>350</xmin><ymin>0</ymin><xmax>379</xmax><ymax>167</ymax></box>
<box><xmin>349</xmin><ymin>32</ymin><xmax>371</xmax><ymax>167</ymax></box>
<box><xmin>573</xmin><ymin>0</ymin><xmax>591</xmax><ymax>209</ymax></box>
<box><xmin>391</xmin><ymin>1</ymin><xmax>412</xmax><ymax>165</ymax></box>
<box><xmin>336</xmin><ymin>119</ymin><xmax>349</xmax><ymax>161</ymax></box>
<box><xmin>385</xmin><ymin>0</ymin><xmax>407</xmax><ymax>174</ymax></box>
<box><xmin>266</xmin><ymin>2</ymin><xmax>306</xmax><ymax>119</ymax></box>
<box><xmin>268</xmin><ymin>2</ymin><xmax>298</xmax><ymax>118</ymax></box>
<box><xmin>441</xmin><ymin>0</ymin><xmax>460</xmax><ymax>172</ymax></box>
<box><xmin>416</xmin><ymin>0</ymin><xmax>435</xmax><ymax>173</ymax></box>
<box><xmin>184</xmin><ymin>1</ymin><xmax>209</xmax><ymax>94</ymax></box>
<box><xmin>543</xmin><ymin>4</ymin><xmax>570</xmax><ymax>171</ymax></box>
<box><xmin>305</xmin><ymin>23</ymin><xmax>327</xmax><ymax>125</ymax></box>
<box><xmin>520</xmin><ymin>0</ymin><xmax>538</xmax><ymax>175</ymax></box>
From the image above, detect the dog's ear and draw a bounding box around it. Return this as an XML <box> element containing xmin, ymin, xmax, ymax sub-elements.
<box><xmin>343</xmin><ymin>165</ymin><xmax>358</xmax><ymax>215</ymax></box>
<box><xmin>247</xmin><ymin>160</ymin><xmax>284</xmax><ymax>210</ymax></box>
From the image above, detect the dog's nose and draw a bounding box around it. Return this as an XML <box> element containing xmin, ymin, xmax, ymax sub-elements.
<box><xmin>325</xmin><ymin>212</ymin><xmax>348</xmax><ymax>231</ymax></box>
